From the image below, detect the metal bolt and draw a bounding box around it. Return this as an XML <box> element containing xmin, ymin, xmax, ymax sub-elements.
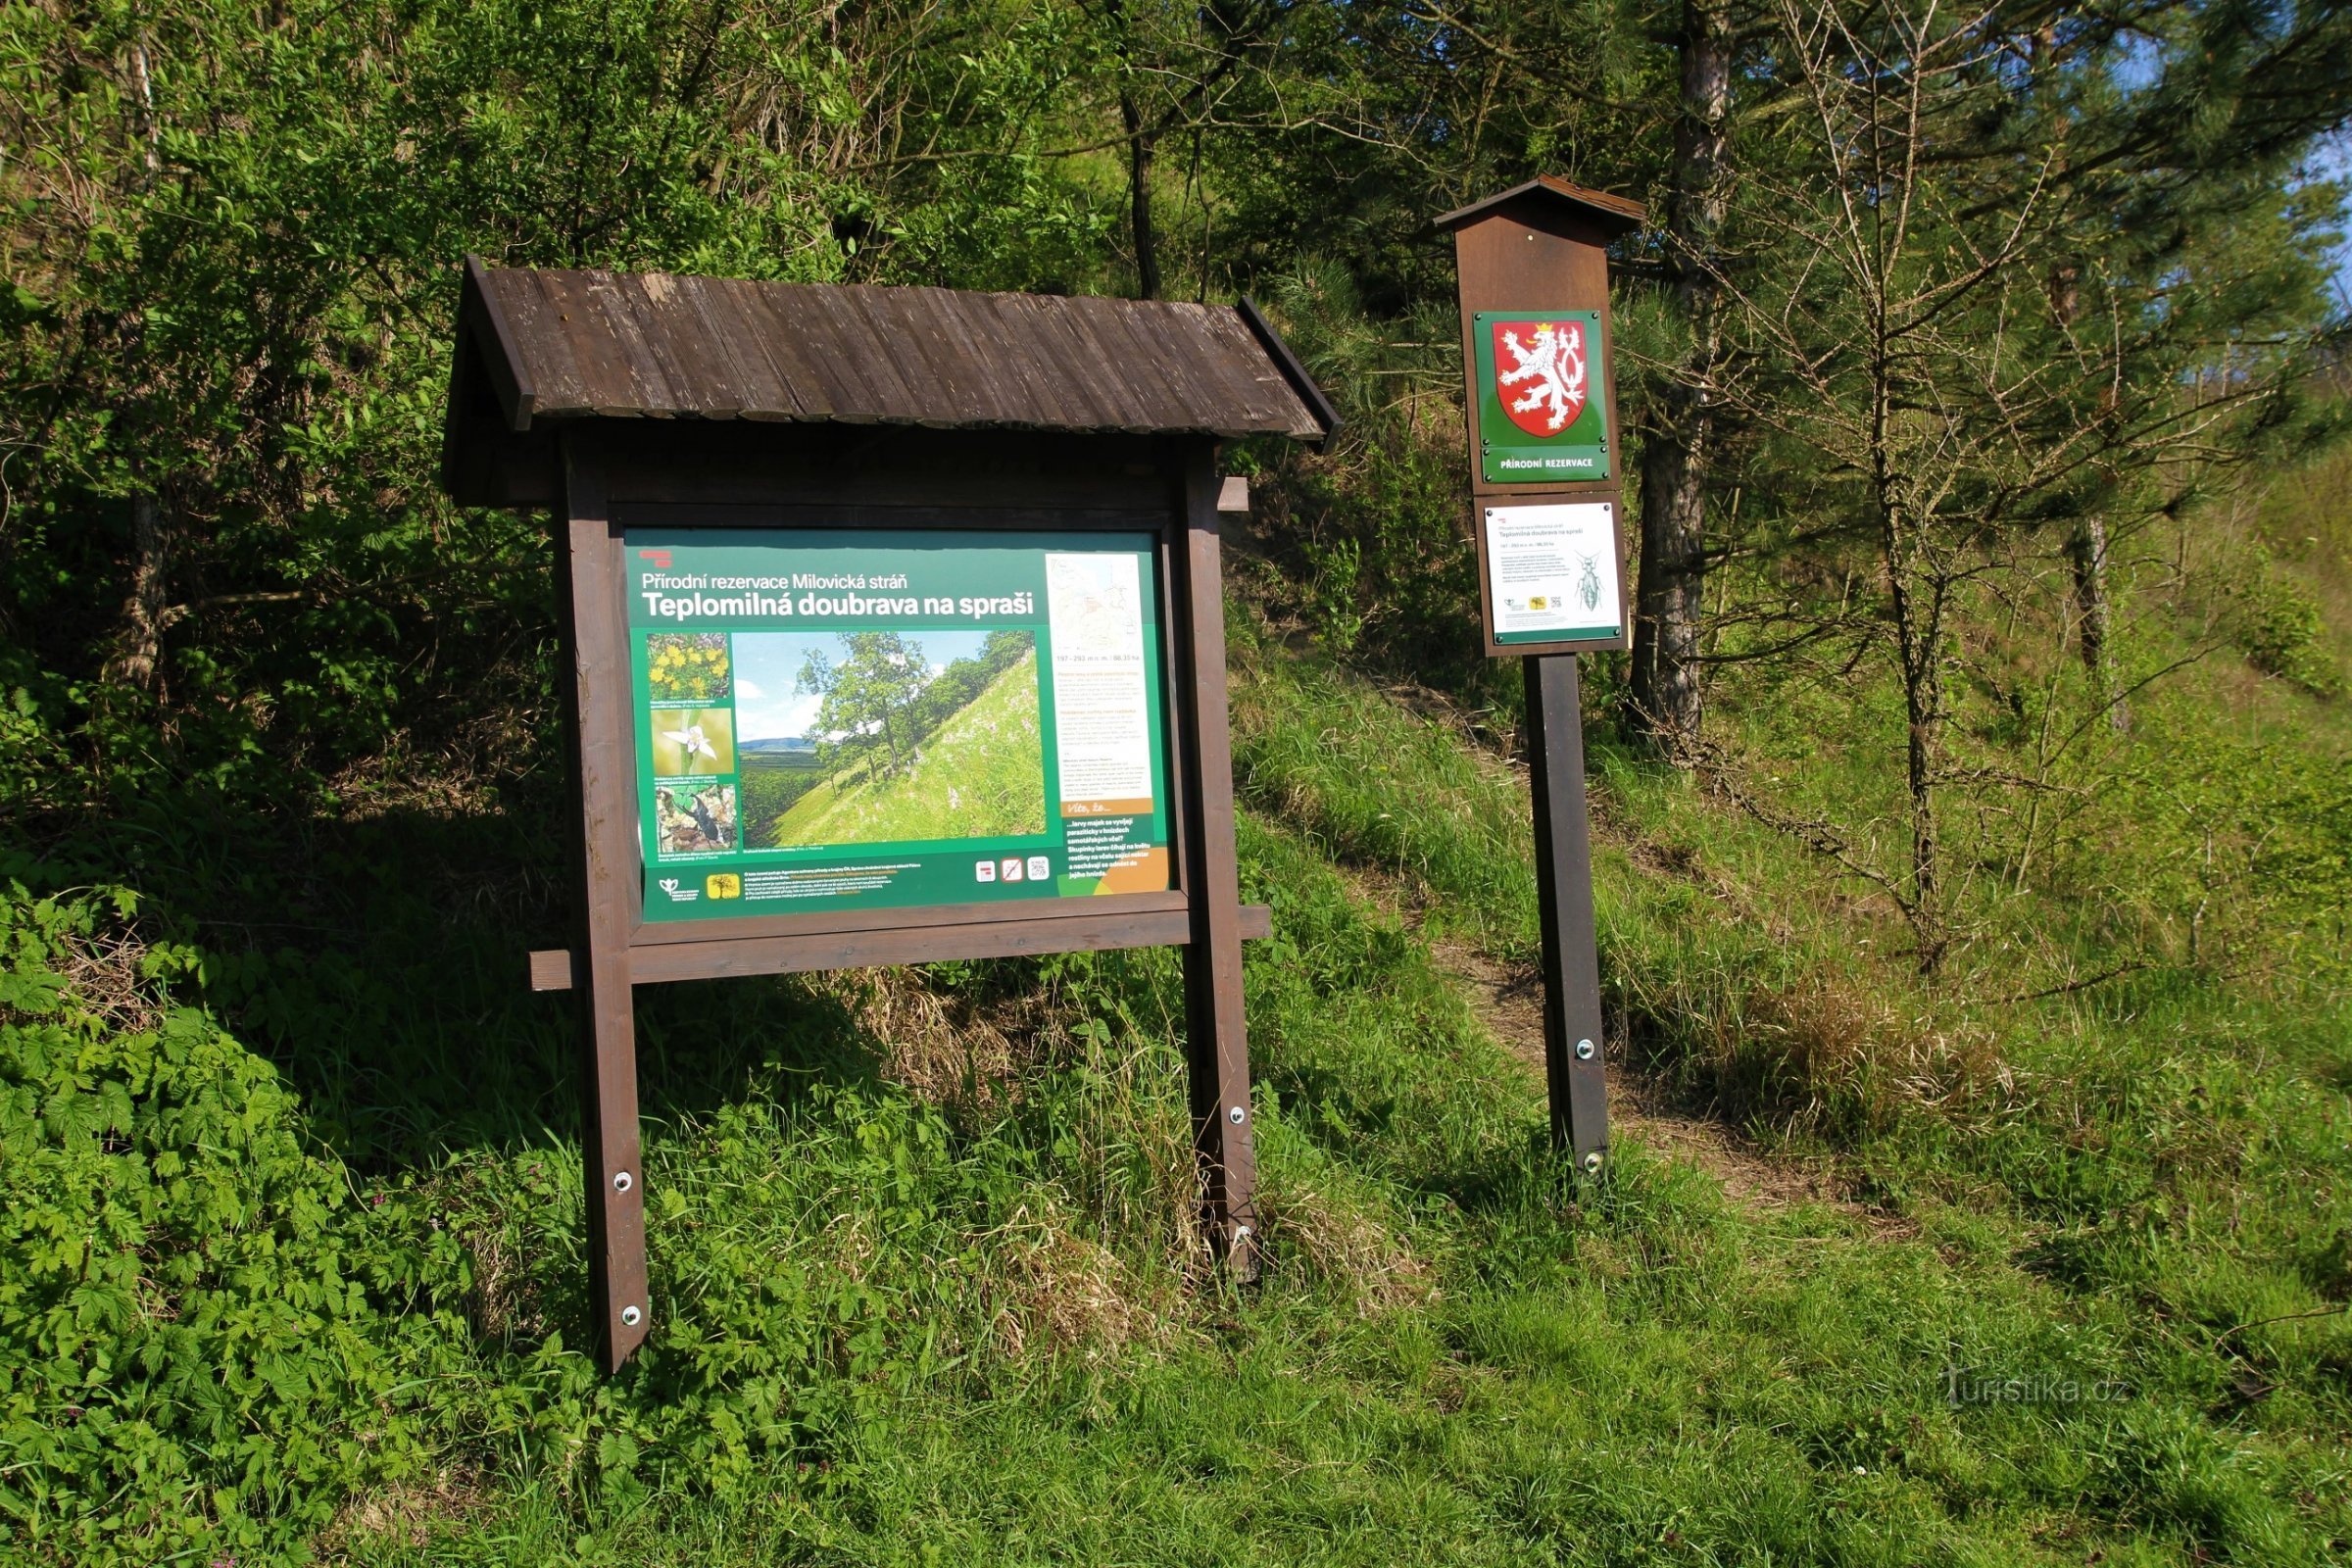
<box><xmin>1575</xmin><ymin>1038</ymin><xmax>1595</xmax><ymax>1061</ymax></box>
<box><xmin>1582</xmin><ymin>1152</ymin><xmax>1604</xmax><ymax>1176</ymax></box>
<box><xmin>612</xmin><ymin>1170</ymin><xmax>633</xmax><ymax>1193</ymax></box>
<box><xmin>1227</xmin><ymin>1104</ymin><xmax>1248</xmax><ymax>1126</ymax></box>
<box><xmin>620</xmin><ymin>1304</ymin><xmax>643</xmax><ymax>1328</ymax></box>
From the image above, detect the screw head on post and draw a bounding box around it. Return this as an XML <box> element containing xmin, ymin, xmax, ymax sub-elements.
<box><xmin>620</xmin><ymin>1303</ymin><xmax>643</xmax><ymax>1328</ymax></box>
<box><xmin>1581</xmin><ymin>1151</ymin><xmax>1604</xmax><ymax>1176</ymax></box>
<box><xmin>1228</xmin><ymin>1104</ymin><xmax>1247</xmax><ymax>1126</ymax></box>
<box><xmin>1574</xmin><ymin>1038</ymin><xmax>1595</xmax><ymax>1061</ymax></box>
<box><xmin>612</xmin><ymin>1170</ymin><xmax>633</xmax><ymax>1193</ymax></box>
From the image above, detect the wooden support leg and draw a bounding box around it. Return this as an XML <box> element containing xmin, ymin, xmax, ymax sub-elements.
<box><xmin>557</xmin><ymin>442</ymin><xmax>652</xmax><ymax>1370</ymax></box>
<box><xmin>1175</xmin><ymin>454</ymin><xmax>1259</xmax><ymax>1273</ymax></box>
<box><xmin>1524</xmin><ymin>653</ymin><xmax>1610</xmax><ymax>1169</ymax></box>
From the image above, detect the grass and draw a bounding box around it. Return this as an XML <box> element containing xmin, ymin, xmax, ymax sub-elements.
<box><xmin>6</xmin><ymin>479</ymin><xmax>2352</xmax><ymax>1564</ymax></box>
<box><xmin>772</xmin><ymin>653</ymin><xmax>1046</xmax><ymax>847</ymax></box>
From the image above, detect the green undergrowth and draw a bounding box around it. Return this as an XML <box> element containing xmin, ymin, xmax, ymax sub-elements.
<box><xmin>3</xmin><ymin>604</ymin><xmax>2348</xmax><ymax>1564</ymax></box>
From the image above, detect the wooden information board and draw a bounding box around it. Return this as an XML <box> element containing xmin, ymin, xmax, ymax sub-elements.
<box><xmin>442</xmin><ymin>263</ymin><xmax>1336</xmax><ymax>1368</ymax></box>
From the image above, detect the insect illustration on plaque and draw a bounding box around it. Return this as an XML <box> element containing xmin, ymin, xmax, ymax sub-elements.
<box><xmin>1578</xmin><ymin>553</ymin><xmax>1602</xmax><ymax>612</ymax></box>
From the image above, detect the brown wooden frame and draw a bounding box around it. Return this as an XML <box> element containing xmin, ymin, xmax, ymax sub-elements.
<box><xmin>545</xmin><ymin>423</ymin><xmax>1265</xmax><ymax>1369</ymax></box>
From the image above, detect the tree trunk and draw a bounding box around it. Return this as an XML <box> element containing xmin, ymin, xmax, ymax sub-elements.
<box><xmin>106</xmin><ymin>489</ymin><xmax>169</xmax><ymax>693</ymax></box>
<box><xmin>1628</xmin><ymin>0</ymin><xmax>1732</xmax><ymax>759</ymax></box>
<box><xmin>1882</xmin><ymin>501</ymin><xmax>1949</xmax><ymax>974</ymax></box>
<box><xmin>2067</xmin><ymin>514</ymin><xmax>2129</xmax><ymax>733</ymax></box>
<box><xmin>1122</xmin><ymin>90</ymin><xmax>1160</xmax><ymax>300</ymax></box>
<box><xmin>1895</xmin><ymin>598</ymin><xmax>1945</xmax><ymax>973</ymax></box>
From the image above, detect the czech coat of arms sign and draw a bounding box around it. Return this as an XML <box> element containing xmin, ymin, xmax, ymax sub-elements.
<box><xmin>1474</xmin><ymin>310</ymin><xmax>1611</xmax><ymax>484</ymax></box>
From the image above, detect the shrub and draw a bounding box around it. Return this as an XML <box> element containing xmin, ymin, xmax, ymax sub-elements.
<box><xmin>0</xmin><ymin>885</ymin><xmax>455</xmax><ymax>1564</ymax></box>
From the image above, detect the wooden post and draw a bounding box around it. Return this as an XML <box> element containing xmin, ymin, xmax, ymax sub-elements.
<box><xmin>1174</xmin><ymin>448</ymin><xmax>1259</xmax><ymax>1272</ymax></box>
<box><xmin>1524</xmin><ymin>654</ymin><xmax>1609</xmax><ymax>1166</ymax></box>
<box><xmin>555</xmin><ymin>439</ymin><xmax>652</xmax><ymax>1370</ymax></box>
<box><xmin>1438</xmin><ymin>178</ymin><xmax>1647</xmax><ymax>1176</ymax></box>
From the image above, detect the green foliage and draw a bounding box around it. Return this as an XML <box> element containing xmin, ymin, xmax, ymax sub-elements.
<box><xmin>0</xmin><ymin>885</ymin><xmax>452</xmax><ymax>1562</ymax></box>
<box><xmin>2231</xmin><ymin>548</ymin><xmax>2343</xmax><ymax>695</ymax></box>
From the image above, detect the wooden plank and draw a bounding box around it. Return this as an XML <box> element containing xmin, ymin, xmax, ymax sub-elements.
<box><xmin>895</xmin><ymin>287</ymin><xmax>1002</xmax><ymax>427</ymax></box>
<box><xmin>1172</xmin><ymin>446</ymin><xmax>1259</xmax><ymax>1274</ymax></box>
<box><xmin>632</xmin><ymin>905</ymin><xmax>1272</xmax><ymax>985</ymax></box>
<box><xmin>1523</xmin><ymin>654</ymin><xmax>1610</xmax><ymax>1165</ymax></box>
<box><xmin>631</xmin><ymin>272</ymin><xmax>746</xmax><ymax>418</ymax></box>
<box><xmin>530</xmin><ymin>904</ymin><xmax>1270</xmax><ymax>992</ymax></box>
<box><xmin>692</xmin><ymin>276</ymin><xmax>810</xmax><ymax>420</ymax></box>
<box><xmin>1435</xmin><ymin>175</ymin><xmax>1646</xmax><ymax>234</ymax></box>
<box><xmin>463</xmin><ymin>258</ymin><xmax>536</xmax><ymax>430</ymax></box>
<box><xmin>534</xmin><ymin>270</ymin><xmax>652</xmax><ymax>419</ymax></box>
<box><xmin>1053</xmin><ymin>291</ymin><xmax>1167</xmax><ymax>430</ymax></box>
<box><xmin>1217</xmin><ymin>475</ymin><xmax>1249</xmax><ymax>516</ymax></box>
<box><xmin>954</xmin><ymin>290</ymin><xmax>1068</xmax><ymax>429</ymax></box>
<box><xmin>854</xmin><ymin>286</ymin><xmax>982</xmax><ymax>429</ymax></box>
<box><xmin>1232</xmin><ymin>300</ymin><xmax>1340</xmax><ymax>446</ymax></box>
<box><xmin>555</xmin><ymin>439</ymin><xmax>653</xmax><ymax>1371</ymax></box>
<box><xmin>579</xmin><ymin>270</ymin><xmax>685</xmax><ymax>416</ymax></box>
<box><xmin>712</xmin><ymin>277</ymin><xmax>828</xmax><ymax>420</ymax></box>
<box><xmin>531</xmin><ymin>948</ymin><xmax>578</xmax><ymax>991</ymax></box>
<box><xmin>788</xmin><ymin>286</ymin><xmax>908</xmax><ymax>423</ymax></box>
<box><xmin>610</xmin><ymin>271</ymin><xmax>711</xmax><ymax>415</ymax></box>
<box><xmin>1160</xmin><ymin>306</ymin><xmax>1262</xmax><ymax>434</ymax></box>
<box><xmin>1061</xmin><ymin>294</ymin><xmax>1199</xmax><ymax>433</ymax></box>
<box><xmin>999</xmin><ymin>292</ymin><xmax>1126</xmax><ymax>430</ymax></box>
<box><xmin>490</xmin><ymin>271</ymin><xmax>593</xmax><ymax>418</ymax></box>
<box><xmin>628</xmin><ymin>887</ymin><xmax>1191</xmax><ymax>948</ymax></box>
<box><xmin>452</xmin><ymin>269</ymin><xmax>1341</xmax><ymax>452</ymax></box>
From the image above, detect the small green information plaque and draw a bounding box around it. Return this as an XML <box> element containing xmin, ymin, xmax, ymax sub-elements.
<box><xmin>624</xmin><ymin>528</ymin><xmax>1171</xmax><ymax>921</ymax></box>
<box><xmin>1474</xmin><ymin>310</ymin><xmax>1611</xmax><ymax>484</ymax></box>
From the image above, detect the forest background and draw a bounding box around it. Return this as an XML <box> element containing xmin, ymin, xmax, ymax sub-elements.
<box><xmin>3</xmin><ymin>0</ymin><xmax>2352</xmax><ymax>1562</ymax></box>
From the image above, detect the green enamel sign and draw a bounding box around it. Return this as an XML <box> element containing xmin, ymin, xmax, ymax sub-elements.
<box><xmin>1474</xmin><ymin>310</ymin><xmax>1611</xmax><ymax>484</ymax></box>
<box><xmin>624</xmin><ymin>528</ymin><xmax>1171</xmax><ymax>921</ymax></box>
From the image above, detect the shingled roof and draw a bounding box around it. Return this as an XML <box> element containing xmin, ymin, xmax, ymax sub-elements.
<box><xmin>441</xmin><ymin>259</ymin><xmax>1335</xmax><ymax>504</ymax></box>
<box><xmin>1433</xmin><ymin>175</ymin><xmax>1647</xmax><ymax>236</ymax></box>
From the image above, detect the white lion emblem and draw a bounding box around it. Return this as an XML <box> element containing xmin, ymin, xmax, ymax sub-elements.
<box><xmin>1497</xmin><ymin>321</ymin><xmax>1588</xmax><ymax>433</ymax></box>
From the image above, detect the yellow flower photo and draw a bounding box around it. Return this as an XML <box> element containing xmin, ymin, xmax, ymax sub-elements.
<box><xmin>644</xmin><ymin>632</ymin><xmax>731</xmax><ymax>703</ymax></box>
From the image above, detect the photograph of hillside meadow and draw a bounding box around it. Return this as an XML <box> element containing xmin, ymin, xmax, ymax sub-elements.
<box><xmin>2</xmin><ymin>2</ymin><xmax>2350</xmax><ymax>1565</ymax></box>
<box><xmin>737</xmin><ymin>628</ymin><xmax>1046</xmax><ymax>850</ymax></box>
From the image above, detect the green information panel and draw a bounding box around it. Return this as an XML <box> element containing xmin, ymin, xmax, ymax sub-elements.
<box><xmin>624</xmin><ymin>528</ymin><xmax>1171</xmax><ymax>921</ymax></box>
<box><xmin>1474</xmin><ymin>310</ymin><xmax>1611</xmax><ymax>484</ymax></box>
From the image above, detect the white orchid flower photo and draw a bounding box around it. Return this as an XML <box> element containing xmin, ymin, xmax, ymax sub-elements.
<box><xmin>650</xmin><ymin>706</ymin><xmax>734</xmax><ymax>777</ymax></box>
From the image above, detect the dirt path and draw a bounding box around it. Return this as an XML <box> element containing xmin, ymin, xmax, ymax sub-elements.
<box><xmin>1427</xmin><ymin>930</ymin><xmax>1870</xmax><ymax>1216</ymax></box>
<box><xmin>1340</xmin><ymin>863</ymin><xmax>1880</xmax><ymax>1222</ymax></box>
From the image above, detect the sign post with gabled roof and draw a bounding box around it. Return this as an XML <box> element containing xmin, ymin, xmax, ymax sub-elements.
<box><xmin>442</xmin><ymin>261</ymin><xmax>1337</xmax><ymax>1369</ymax></box>
<box><xmin>1436</xmin><ymin>177</ymin><xmax>1646</xmax><ymax>1176</ymax></box>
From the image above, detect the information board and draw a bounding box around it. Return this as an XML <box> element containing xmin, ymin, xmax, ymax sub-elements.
<box><xmin>1482</xmin><ymin>502</ymin><xmax>1623</xmax><ymax>645</ymax></box>
<box><xmin>1474</xmin><ymin>310</ymin><xmax>1612</xmax><ymax>484</ymax></box>
<box><xmin>624</xmin><ymin>528</ymin><xmax>1171</xmax><ymax>921</ymax></box>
